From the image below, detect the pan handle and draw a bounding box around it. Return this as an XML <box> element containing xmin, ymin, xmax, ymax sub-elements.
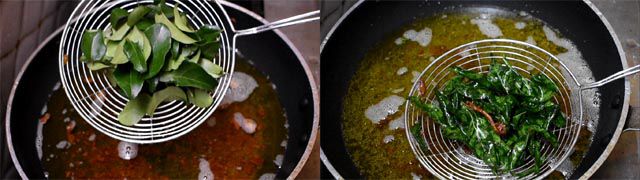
<box><xmin>234</xmin><ymin>10</ymin><xmax>319</xmax><ymax>37</ymax></box>
<box><xmin>580</xmin><ymin>65</ymin><xmax>640</xmax><ymax>89</ymax></box>
<box><xmin>623</xmin><ymin>107</ymin><xmax>640</xmax><ymax>132</ymax></box>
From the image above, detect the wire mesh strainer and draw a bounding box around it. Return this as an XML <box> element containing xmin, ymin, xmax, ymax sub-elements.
<box><xmin>405</xmin><ymin>39</ymin><xmax>640</xmax><ymax>179</ymax></box>
<box><xmin>59</xmin><ymin>0</ymin><xmax>319</xmax><ymax>144</ymax></box>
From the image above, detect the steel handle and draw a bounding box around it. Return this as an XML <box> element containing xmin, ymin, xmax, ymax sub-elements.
<box><xmin>581</xmin><ymin>65</ymin><xmax>640</xmax><ymax>89</ymax></box>
<box><xmin>234</xmin><ymin>10</ymin><xmax>319</xmax><ymax>37</ymax></box>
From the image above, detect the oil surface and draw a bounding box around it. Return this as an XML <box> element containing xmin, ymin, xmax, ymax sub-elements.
<box><xmin>40</xmin><ymin>58</ymin><xmax>287</xmax><ymax>179</ymax></box>
<box><xmin>342</xmin><ymin>11</ymin><xmax>595</xmax><ymax>179</ymax></box>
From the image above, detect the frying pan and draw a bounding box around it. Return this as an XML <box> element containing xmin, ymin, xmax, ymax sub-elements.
<box><xmin>3</xmin><ymin>1</ymin><xmax>319</xmax><ymax>179</ymax></box>
<box><xmin>320</xmin><ymin>0</ymin><xmax>633</xmax><ymax>179</ymax></box>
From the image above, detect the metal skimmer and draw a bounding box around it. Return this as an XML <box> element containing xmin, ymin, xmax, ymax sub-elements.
<box><xmin>59</xmin><ymin>0</ymin><xmax>319</xmax><ymax>144</ymax></box>
<box><xmin>405</xmin><ymin>39</ymin><xmax>640</xmax><ymax>179</ymax></box>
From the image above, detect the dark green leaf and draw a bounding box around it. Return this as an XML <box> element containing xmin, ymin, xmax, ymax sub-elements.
<box><xmin>195</xmin><ymin>25</ymin><xmax>221</xmax><ymax>45</ymax></box>
<box><xmin>144</xmin><ymin>23</ymin><xmax>172</xmax><ymax>79</ymax></box>
<box><xmin>135</xmin><ymin>18</ymin><xmax>154</xmax><ymax>30</ymax></box>
<box><xmin>146</xmin><ymin>86</ymin><xmax>186</xmax><ymax>115</ymax></box>
<box><xmin>159</xmin><ymin>62</ymin><xmax>217</xmax><ymax>90</ymax></box>
<box><xmin>124</xmin><ymin>40</ymin><xmax>147</xmax><ymax>73</ymax></box>
<box><xmin>146</xmin><ymin>78</ymin><xmax>159</xmax><ymax>93</ymax></box>
<box><xmin>110</xmin><ymin>8</ymin><xmax>128</xmax><ymax>28</ymax></box>
<box><xmin>118</xmin><ymin>93</ymin><xmax>150</xmax><ymax>126</ymax></box>
<box><xmin>200</xmin><ymin>42</ymin><xmax>220</xmax><ymax>60</ymax></box>
<box><xmin>127</xmin><ymin>6</ymin><xmax>151</xmax><ymax>26</ymax></box>
<box><xmin>170</xmin><ymin>41</ymin><xmax>180</xmax><ymax>61</ymax></box>
<box><xmin>81</xmin><ymin>30</ymin><xmax>107</xmax><ymax>62</ymax></box>
<box><xmin>113</xmin><ymin>66</ymin><xmax>144</xmax><ymax>98</ymax></box>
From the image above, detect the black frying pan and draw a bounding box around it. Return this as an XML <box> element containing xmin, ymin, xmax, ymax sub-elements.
<box><xmin>4</xmin><ymin>2</ymin><xmax>318</xmax><ymax>179</ymax></box>
<box><xmin>321</xmin><ymin>0</ymin><xmax>630</xmax><ymax>178</ymax></box>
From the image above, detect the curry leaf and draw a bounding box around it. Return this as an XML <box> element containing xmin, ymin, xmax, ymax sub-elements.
<box><xmin>187</xmin><ymin>88</ymin><xmax>213</xmax><ymax>108</ymax></box>
<box><xmin>144</xmin><ymin>23</ymin><xmax>172</xmax><ymax>79</ymax></box>
<box><xmin>118</xmin><ymin>93</ymin><xmax>150</xmax><ymax>126</ymax></box>
<box><xmin>113</xmin><ymin>66</ymin><xmax>144</xmax><ymax>99</ymax></box>
<box><xmin>87</xmin><ymin>62</ymin><xmax>111</xmax><ymax>70</ymax></box>
<box><xmin>146</xmin><ymin>86</ymin><xmax>187</xmax><ymax>115</ymax></box>
<box><xmin>155</xmin><ymin>13</ymin><xmax>197</xmax><ymax>44</ymax></box>
<box><xmin>195</xmin><ymin>25</ymin><xmax>221</xmax><ymax>44</ymax></box>
<box><xmin>146</xmin><ymin>78</ymin><xmax>159</xmax><ymax>93</ymax></box>
<box><xmin>124</xmin><ymin>40</ymin><xmax>147</xmax><ymax>73</ymax></box>
<box><xmin>107</xmin><ymin>23</ymin><xmax>131</xmax><ymax>41</ymax></box>
<box><xmin>167</xmin><ymin>45</ymin><xmax>195</xmax><ymax>71</ymax></box>
<box><xmin>199</xmin><ymin>59</ymin><xmax>223</xmax><ymax>78</ymax></box>
<box><xmin>188</xmin><ymin>50</ymin><xmax>201</xmax><ymax>63</ymax></box>
<box><xmin>127</xmin><ymin>6</ymin><xmax>151</xmax><ymax>26</ymax></box>
<box><xmin>159</xmin><ymin>62</ymin><xmax>217</xmax><ymax>90</ymax></box>
<box><xmin>135</xmin><ymin>18</ymin><xmax>155</xmax><ymax>30</ymax></box>
<box><xmin>127</xmin><ymin>27</ymin><xmax>152</xmax><ymax>62</ymax></box>
<box><xmin>110</xmin><ymin>8</ymin><xmax>128</xmax><ymax>28</ymax></box>
<box><xmin>81</xmin><ymin>30</ymin><xmax>107</xmax><ymax>62</ymax></box>
<box><xmin>173</xmin><ymin>4</ymin><xmax>195</xmax><ymax>33</ymax></box>
<box><xmin>410</xmin><ymin>58</ymin><xmax>565</xmax><ymax>174</ymax></box>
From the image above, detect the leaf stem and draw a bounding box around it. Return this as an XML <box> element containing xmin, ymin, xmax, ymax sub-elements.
<box><xmin>465</xmin><ymin>101</ymin><xmax>506</xmax><ymax>136</ymax></box>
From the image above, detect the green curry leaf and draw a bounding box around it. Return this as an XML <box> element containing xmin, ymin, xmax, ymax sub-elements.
<box><xmin>144</xmin><ymin>23</ymin><xmax>172</xmax><ymax>79</ymax></box>
<box><xmin>173</xmin><ymin>4</ymin><xmax>195</xmax><ymax>33</ymax></box>
<box><xmin>159</xmin><ymin>62</ymin><xmax>217</xmax><ymax>90</ymax></box>
<box><xmin>124</xmin><ymin>40</ymin><xmax>147</xmax><ymax>73</ymax></box>
<box><xmin>127</xmin><ymin>6</ymin><xmax>151</xmax><ymax>26</ymax></box>
<box><xmin>81</xmin><ymin>30</ymin><xmax>107</xmax><ymax>62</ymax></box>
<box><xmin>155</xmin><ymin>13</ymin><xmax>197</xmax><ymax>44</ymax></box>
<box><xmin>187</xmin><ymin>88</ymin><xmax>213</xmax><ymax>108</ymax></box>
<box><xmin>146</xmin><ymin>86</ymin><xmax>187</xmax><ymax>115</ymax></box>
<box><xmin>118</xmin><ymin>93</ymin><xmax>150</xmax><ymax>126</ymax></box>
<box><xmin>110</xmin><ymin>8</ymin><xmax>128</xmax><ymax>28</ymax></box>
<box><xmin>113</xmin><ymin>66</ymin><xmax>144</xmax><ymax>99</ymax></box>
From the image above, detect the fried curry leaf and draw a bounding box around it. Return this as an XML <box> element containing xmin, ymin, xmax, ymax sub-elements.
<box><xmin>410</xmin><ymin>57</ymin><xmax>565</xmax><ymax>175</ymax></box>
<box><xmin>118</xmin><ymin>93</ymin><xmax>150</xmax><ymax>126</ymax></box>
<box><xmin>144</xmin><ymin>23</ymin><xmax>172</xmax><ymax>79</ymax></box>
<box><xmin>81</xmin><ymin>30</ymin><xmax>107</xmax><ymax>62</ymax></box>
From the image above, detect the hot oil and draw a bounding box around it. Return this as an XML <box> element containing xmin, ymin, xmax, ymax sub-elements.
<box><xmin>343</xmin><ymin>10</ymin><xmax>597</xmax><ymax>179</ymax></box>
<box><xmin>40</xmin><ymin>58</ymin><xmax>287</xmax><ymax>179</ymax></box>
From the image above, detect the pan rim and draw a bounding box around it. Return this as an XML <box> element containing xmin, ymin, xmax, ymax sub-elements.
<box><xmin>318</xmin><ymin>0</ymin><xmax>631</xmax><ymax>179</ymax></box>
<box><xmin>5</xmin><ymin>1</ymin><xmax>320</xmax><ymax>179</ymax></box>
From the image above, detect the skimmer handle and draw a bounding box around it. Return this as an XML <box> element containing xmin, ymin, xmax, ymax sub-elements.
<box><xmin>234</xmin><ymin>10</ymin><xmax>319</xmax><ymax>37</ymax></box>
<box><xmin>581</xmin><ymin>65</ymin><xmax>640</xmax><ymax>89</ymax></box>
